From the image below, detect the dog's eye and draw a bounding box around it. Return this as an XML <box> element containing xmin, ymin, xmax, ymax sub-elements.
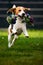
<box><xmin>24</xmin><ymin>10</ymin><xmax>27</xmax><ymax>12</ymax></box>
<box><xmin>19</xmin><ymin>10</ymin><xmax>21</xmax><ymax>12</ymax></box>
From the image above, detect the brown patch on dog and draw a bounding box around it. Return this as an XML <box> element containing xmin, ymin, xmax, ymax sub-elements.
<box><xmin>7</xmin><ymin>6</ymin><xmax>31</xmax><ymax>15</ymax></box>
<box><xmin>15</xmin><ymin>7</ymin><xmax>24</xmax><ymax>15</ymax></box>
<box><xmin>10</xmin><ymin>29</ymin><xmax>12</xmax><ymax>33</ymax></box>
<box><xmin>7</xmin><ymin>8</ymin><xmax>16</xmax><ymax>14</ymax></box>
<box><xmin>8</xmin><ymin>29</ymin><xmax>12</xmax><ymax>35</ymax></box>
<box><xmin>14</xmin><ymin>7</ymin><xmax>30</xmax><ymax>15</ymax></box>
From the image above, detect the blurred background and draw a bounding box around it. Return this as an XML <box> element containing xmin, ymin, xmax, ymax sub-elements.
<box><xmin>0</xmin><ymin>0</ymin><xmax>43</xmax><ymax>29</ymax></box>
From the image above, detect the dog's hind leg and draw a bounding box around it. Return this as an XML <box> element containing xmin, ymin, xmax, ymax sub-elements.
<box><xmin>11</xmin><ymin>34</ymin><xmax>18</xmax><ymax>47</ymax></box>
<box><xmin>8</xmin><ymin>34</ymin><xmax>18</xmax><ymax>48</ymax></box>
<box><xmin>8</xmin><ymin>33</ymin><xmax>12</xmax><ymax>48</ymax></box>
<box><xmin>8</xmin><ymin>25</ymin><xmax>12</xmax><ymax>48</ymax></box>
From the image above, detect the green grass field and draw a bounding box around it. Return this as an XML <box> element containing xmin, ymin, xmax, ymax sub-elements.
<box><xmin>0</xmin><ymin>29</ymin><xmax>43</xmax><ymax>65</ymax></box>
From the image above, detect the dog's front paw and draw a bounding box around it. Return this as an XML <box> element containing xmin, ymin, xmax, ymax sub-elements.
<box><xmin>26</xmin><ymin>36</ymin><xmax>29</xmax><ymax>38</ymax></box>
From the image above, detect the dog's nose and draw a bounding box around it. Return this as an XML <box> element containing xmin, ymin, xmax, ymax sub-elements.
<box><xmin>22</xmin><ymin>13</ymin><xmax>25</xmax><ymax>16</ymax></box>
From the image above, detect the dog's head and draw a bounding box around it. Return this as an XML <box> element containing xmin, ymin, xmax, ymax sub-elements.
<box><xmin>7</xmin><ymin>5</ymin><xmax>30</xmax><ymax>18</ymax></box>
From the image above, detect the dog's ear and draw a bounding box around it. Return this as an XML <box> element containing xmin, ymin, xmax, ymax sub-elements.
<box><xmin>24</xmin><ymin>8</ymin><xmax>31</xmax><ymax>11</ymax></box>
<box><xmin>7</xmin><ymin>8</ymin><xmax>16</xmax><ymax>14</ymax></box>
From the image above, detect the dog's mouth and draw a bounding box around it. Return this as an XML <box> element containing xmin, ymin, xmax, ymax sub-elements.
<box><xmin>18</xmin><ymin>15</ymin><xmax>22</xmax><ymax>18</ymax></box>
<box><xmin>18</xmin><ymin>13</ymin><xmax>26</xmax><ymax>19</ymax></box>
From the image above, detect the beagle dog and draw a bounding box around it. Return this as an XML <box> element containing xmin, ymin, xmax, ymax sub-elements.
<box><xmin>7</xmin><ymin>5</ymin><xmax>31</xmax><ymax>48</ymax></box>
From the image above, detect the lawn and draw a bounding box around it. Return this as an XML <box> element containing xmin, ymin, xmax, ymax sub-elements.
<box><xmin>0</xmin><ymin>29</ymin><xmax>43</xmax><ymax>65</ymax></box>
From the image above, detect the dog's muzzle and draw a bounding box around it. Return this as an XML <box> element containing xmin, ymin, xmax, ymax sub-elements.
<box><xmin>22</xmin><ymin>13</ymin><xmax>25</xmax><ymax>17</ymax></box>
<box><xmin>18</xmin><ymin>13</ymin><xmax>25</xmax><ymax>19</ymax></box>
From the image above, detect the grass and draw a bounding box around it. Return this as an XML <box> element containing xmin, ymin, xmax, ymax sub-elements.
<box><xmin>0</xmin><ymin>29</ymin><xmax>43</xmax><ymax>65</ymax></box>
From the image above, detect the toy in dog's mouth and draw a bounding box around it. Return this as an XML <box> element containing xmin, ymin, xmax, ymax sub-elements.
<box><xmin>29</xmin><ymin>16</ymin><xmax>34</xmax><ymax>26</ymax></box>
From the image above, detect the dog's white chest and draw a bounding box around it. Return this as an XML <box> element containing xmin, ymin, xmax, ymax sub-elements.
<box><xmin>14</xmin><ymin>17</ymin><xmax>26</xmax><ymax>29</ymax></box>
